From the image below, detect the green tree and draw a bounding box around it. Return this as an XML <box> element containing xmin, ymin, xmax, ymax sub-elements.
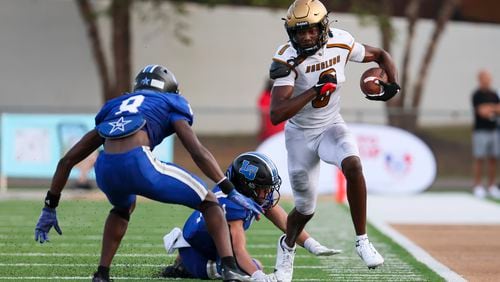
<box><xmin>344</xmin><ymin>0</ymin><xmax>461</xmax><ymax>130</ymax></box>
<box><xmin>77</xmin><ymin>0</ymin><xmax>460</xmax><ymax>130</ymax></box>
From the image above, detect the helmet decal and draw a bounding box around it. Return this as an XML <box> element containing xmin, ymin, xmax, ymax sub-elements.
<box><xmin>227</xmin><ymin>152</ymin><xmax>282</xmax><ymax>210</ymax></box>
<box><xmin>134</xmin><ymin>64</ymin><xmax>179</xmax><ymax>94</ymax></box>
<box><xmin>238</xmin><ymin>160</ymin><xmax>258</xmax><ymax>181</ymax></box>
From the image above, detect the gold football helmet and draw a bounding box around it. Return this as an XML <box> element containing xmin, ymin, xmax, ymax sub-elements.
<box><xmin>284</xmin><ymin>0</ymin><xmax>330</xmax><ymax>56</ymax></box>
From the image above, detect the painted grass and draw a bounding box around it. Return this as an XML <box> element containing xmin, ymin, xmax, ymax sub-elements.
<box><xmin>0</xmin><ymin>198</ymin><xmax>443</xmax><ymax>281</ymax></box>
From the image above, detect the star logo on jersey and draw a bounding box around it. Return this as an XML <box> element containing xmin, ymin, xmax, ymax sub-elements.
<box><xmin>140</xmin><ymin>77</ymin><xmax>151</xmax><ymax>85</ymax></box>
<box><xmin>108</xmin><ymin>117</ymin><xmax>132</xmax><ymax>134</ymax></box>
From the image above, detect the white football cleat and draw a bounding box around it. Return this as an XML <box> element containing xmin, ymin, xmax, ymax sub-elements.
<box><xmin>274</xmin><ymin>234</ymin><xmax>295</xmax><ymax>282</ymax></box>
<box><xmin>488</xmin><ymin>185</ymin><xmax>500</xmax><ymax>199</ymax></box>
<box><xmin>356</xmin><ymin>238</ymin><xmax>384</xmax><ymax>269</ymax></box>
<box><xmin>473</xmin><ymin>186</ymin><xmax>487</xmax><ymax>199</ymax></box>
<box><xmin>163</xmin><ymin>227</ymin><xmax>190</xmax><ymax>254</ymax></box>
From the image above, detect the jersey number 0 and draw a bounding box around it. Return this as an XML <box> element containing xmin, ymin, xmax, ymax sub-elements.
<box><xmin>311</xmin><ymin>68</ymin><xmax>336</xmax><ymax>108</ymax></box>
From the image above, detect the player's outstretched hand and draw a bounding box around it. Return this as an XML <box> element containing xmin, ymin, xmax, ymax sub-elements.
<box><xmin>313</xmin><ymin>74</ymin><xmax>337</xmax><ymax>96</ymax></box>
<box><xmin>366</xmin><ymin>81</ymin><xmax>400</xmax><ymax>101</ymax></box>
<box><xmin>227</xmin><ymin>189</ymin><xmax>264</xmax><ymax>220</ymax></box>
<box><xmin>35</xmin><ymin>207</ymin><xmax>62</xmax><ymax>243</ymax></box>
<box><xmin>304</xmin><ymin>237</ymin><xmax>342</xmax><ymax>256</ymax></box>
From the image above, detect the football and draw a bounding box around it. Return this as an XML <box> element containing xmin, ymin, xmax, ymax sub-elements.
<box><xmin>360</xmin><ymin>67</ymin><xmax>388</xmax><ymax>95</ymax></box>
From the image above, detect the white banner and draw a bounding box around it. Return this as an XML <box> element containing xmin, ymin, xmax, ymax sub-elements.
<box><xmin>256</xmin><ymin>123</ymin><xmax>436</xmax><ymax>196</ymax></box>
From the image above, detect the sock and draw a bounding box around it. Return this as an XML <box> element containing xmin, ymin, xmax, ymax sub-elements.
<box><xmin>281</xmin><ymin>235</ymin><xmax>296</xmax><ymax>250</ymax></box>
<box><xmin>95</xmin><ymin>265</ymin><xmax>110</xmax><ymax>278</ymax></box>
<box><xmin>356</xmin><ymin>234</ymin><xmax>368</xmax><ymax>242</ymax></box>
<box><xmin>221</xmin><ymin>256</ymin><xmax>238</xmax><ymax>270</ymax></box>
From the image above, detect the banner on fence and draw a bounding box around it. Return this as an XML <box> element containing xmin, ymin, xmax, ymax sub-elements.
<box><xmin>257</xmin><ymin>123</ymin><xmax>436</xmax><ymax>196</ymax></box>
<box><xmin>0</xmin><ymin>113</ymin><xmax>173</xmax><ymax>180</ymax></box>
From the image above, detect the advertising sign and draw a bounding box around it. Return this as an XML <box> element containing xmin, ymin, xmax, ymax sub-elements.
<box><xmin>257</xmin><ymin>124</ymin><xmax>436</xmax><ymax>196</ymax></box>
<box><xmin>0</xmin><ymin>113</ymin><xmax>173</xmax><ymax>179</ymax></box>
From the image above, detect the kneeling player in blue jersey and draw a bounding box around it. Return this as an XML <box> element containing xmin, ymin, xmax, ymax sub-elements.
<box><xmin>34</xmin><ymin>65</ymin><xmax>261</xmax><ymax>282</ymax></box>
<box><xmin>161</xmin><ymin>152</ymin><xmax>341</xmax><ymax>281</ymax></box>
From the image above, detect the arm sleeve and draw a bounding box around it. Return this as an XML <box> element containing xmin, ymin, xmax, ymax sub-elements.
<box><xmin>349</xmin><ymin>42</ymin><xmax>366</xmax><ymax>63</ymax></box>
<box><xmin>273</xmin><ymin>72</ymin><xmax>295</xmax><ymax>87</ymax></box>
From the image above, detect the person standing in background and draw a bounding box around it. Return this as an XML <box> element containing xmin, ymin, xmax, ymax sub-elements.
<box><xmin>471</xmin><ymin>69</ymin><xmax>500</xmax><ymax>199</ymax></box>
<box><xmin>258</xmin><ymin>79</ymin><xmax>285</xmax><ymax>142</ymax></box>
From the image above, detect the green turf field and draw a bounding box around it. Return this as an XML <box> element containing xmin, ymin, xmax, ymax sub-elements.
<box><xmin>0</xmin><ymin>198</ymin><xmax>443</xmax><ymax>281</ymax></box>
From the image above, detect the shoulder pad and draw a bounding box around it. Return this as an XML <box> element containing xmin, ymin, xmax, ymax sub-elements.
<box><xmin>270</xmin><ymin>60</ymin><xmax>292</xmax><ymax>80</ymax></box>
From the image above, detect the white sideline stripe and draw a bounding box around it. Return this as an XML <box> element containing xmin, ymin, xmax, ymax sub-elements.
<box><xmin>370</xmin><ymin>219</ymin><xmax>466</xmax><ymax>282</ymax></box>
<box><xmin>143</xmin><ymin>147</ymin><xmax>207</xmax><ymax>200</ymax></box>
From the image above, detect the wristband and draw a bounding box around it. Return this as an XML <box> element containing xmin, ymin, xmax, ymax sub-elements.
<box><xmin>217</xmin><ymin>177</ymin><xmax>235</xmax><ymax>194</ymax></box>
<box><xmin>44</xmin><ymin>190</ymin><xmax>61</xmax><ymax>209</ymax></box>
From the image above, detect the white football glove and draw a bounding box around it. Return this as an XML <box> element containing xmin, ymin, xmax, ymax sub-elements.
<box><xmin>252</xmin><ymin>270</ymin><xmax>277</xmax><ymax>282</ymax></box>
<box><xmin>304</xmin><ymin>237</ymin><xmax>342</xmax><ymax>256</ymax></box>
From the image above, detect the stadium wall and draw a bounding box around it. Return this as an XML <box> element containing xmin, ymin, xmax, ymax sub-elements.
<box><xmin>1</xmin><ymin>0</ymin><xmax>499</xmax><ymax>134</ymax></box>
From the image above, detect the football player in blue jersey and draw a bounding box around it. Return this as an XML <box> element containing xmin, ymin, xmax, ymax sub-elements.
<box><xmin>160</xmin><ymin>152</ymin><xmax>340</xmax><ymax>281</ymax></box>
<box><xmin>34</xmin><ymin>64</ymin><xmax>261</xmax><ymax>282</ymax></box>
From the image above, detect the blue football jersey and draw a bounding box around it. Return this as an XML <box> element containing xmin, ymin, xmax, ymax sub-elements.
<box><xmin>182</xmin><ymin>187</ymin><xmax>256</xmax><ymax>249</ymax></box>
<box><xmin>95</xmin><ymin>89</ymin><xmax>193</xmax><ymax>149</ymax></box>
<box><xmin>178</xmin><ymin>187</ymin><xmax>259</xmax><ymax>278</ymax></box>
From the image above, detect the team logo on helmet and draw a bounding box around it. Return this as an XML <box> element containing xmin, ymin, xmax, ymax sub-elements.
<box><xmin>227</xmin><ymin>152</ymin><xmax>281</xmax><ymax>210</ymax></box>
<box><xmin>239</xmin><ymin>160</ymin><xmax>258</xmax><ymax>181</ymax></box>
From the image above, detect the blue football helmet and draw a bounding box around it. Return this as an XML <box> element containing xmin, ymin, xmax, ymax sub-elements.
<box><xmin>134</xmin><ymin>64</ymin><xmax>179</xmax><ymax>93</ymax></box>
<box><xmin>226</xmin><ymin>152</ymin><xmax>281</xmax><ymax>210</ymax></box>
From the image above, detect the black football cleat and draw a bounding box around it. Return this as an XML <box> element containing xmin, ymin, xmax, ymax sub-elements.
<box><xmin>92</xmin><ymin>271</ymin><xmax>111</xmax><ymax>282</ymax></box>
<box><xmin>159</xmin><ymin>261</ymin><xmax>193</xmax><ymax>278</ymax></box>
<box><xmin>220</xmin><ymin>266</ymin><xmax>252</xmax><ymax>282</ymax></box>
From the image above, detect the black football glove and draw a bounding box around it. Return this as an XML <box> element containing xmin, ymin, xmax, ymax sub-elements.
<box><xmin>365</xmin><ymin>81</ymin><xmax>400</xmax><ymax>101</ymax></box>
<box><xmin>312</xmin><ymin>74</ymin><xmax>337</xmax><ymax>96</ymax></box>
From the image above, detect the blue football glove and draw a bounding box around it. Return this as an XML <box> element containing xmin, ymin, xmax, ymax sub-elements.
<box><xmin>35</xmin><ymin>207</ymin><xmax>62</xmax><ymax>243</ymax></box>
<box><xmin>227</xmin><ymin>189</ymin><xmax>264</xmax><ymax>220</ymax></box>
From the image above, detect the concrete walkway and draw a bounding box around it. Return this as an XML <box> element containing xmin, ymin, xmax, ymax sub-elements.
<box><xmin>366</xmin><ymin>192</ymin><xmax>500</xmax><ymax>281</ymax></box>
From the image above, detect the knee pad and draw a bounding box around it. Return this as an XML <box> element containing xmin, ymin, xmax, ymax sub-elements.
<box><xmin>295</xmin><ymin>197</ymin><xmax>316</xmax><ymax>215</ymax></box>
<box><xmin>289</xmin><ymin>170</ymin><xmax>310</xmax><ymax>192</ymax></box>
<box><xmin>289</xmin><ymin>170</ymin><xmax>316</xmax><ymax>215</ymax></box>
<box><xmin>110</xmin><ymin>207</ymin><xmax>130</xmax><ymax>222</ymax></box>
